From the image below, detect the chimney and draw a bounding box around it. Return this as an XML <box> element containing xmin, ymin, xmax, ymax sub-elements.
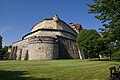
<box><xmin>53</xmin><ymin>14</ymin><xmax>59</xmax><ymax>21</ymax></box>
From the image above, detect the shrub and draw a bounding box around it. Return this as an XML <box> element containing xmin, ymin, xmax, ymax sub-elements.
<box><xmin>112</xmin><ymin>50</ymin><xmax>120</xmax><ymax>61</ymax></box>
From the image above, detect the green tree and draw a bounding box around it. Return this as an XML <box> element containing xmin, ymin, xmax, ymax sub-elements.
<box><xmin>0</xmin><ymin>35</ymin><xmax>2</xmax><ymax>60</ymax></box>
<box><xmin>77</xmin><ymin>29</ymin><xmax>102</xmax><ymax>60</ymax></box>
<box><xmin>112</xmin><ymin>49</ymin><xmax>120</xmax><ymax>61</ymax></box>
<box><xmin>2</xmin><ymin>46</ymin><xmax>9</xmax><ymax>60</ymax></box>
<box><xmin>0</xmin><ymin>35</ymin><xmax>9</xmax><ymax>60</ymax></box>
<box><xmin>88</xmin><ymin>0</ymin><xmax>120</xmax><ymax>48</ymax></box>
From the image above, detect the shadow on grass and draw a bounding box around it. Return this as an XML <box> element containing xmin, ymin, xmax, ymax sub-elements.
<box><xmin>0</xmin><ymin>70</ymin><xmax>52</xmax><ymax>80</ymax></box>
<box><xmin>89</xmin><ymin>58</ymin><xmax>111</xmax><ymax>61</ymax></box>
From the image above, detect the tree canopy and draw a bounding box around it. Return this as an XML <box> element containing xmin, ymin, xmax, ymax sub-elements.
<box><xmin>88</xmin><ymin>0</ymin><xmax>120</xmax><ymax>48</ymax></box>
<box><xmin>0</xmin><ymin>35</ymin><xmax>2</xmax><ymax>50</ymax></box>
<box><xmin>77</xmin><ymin>29</ymin><xmax>102</xmax><ymax>59</ymax></box>
<box><xmin>0</xmin><ymin>35</ymin><xmax>2</xmax><ymax>60</ymax></box>
<box><xmin>0</xmin><ymin>35</ymin><xmax>9</xmax><ymax>60</ymax></box>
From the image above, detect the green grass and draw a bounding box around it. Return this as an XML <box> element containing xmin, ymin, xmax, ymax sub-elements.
<box><xmin>0</xmin><ymin>59</ymin><xmax>119</xmax><ymax>80</ymax></box>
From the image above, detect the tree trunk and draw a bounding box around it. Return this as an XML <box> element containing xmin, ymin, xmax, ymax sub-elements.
<box><xmin>88</xmin><ymin>52</ymin><xmax>90</xmax><ymax>60</ymax></box>
<box><xmin>98</xmin><ymin>52</ymin><xmax>100</xmax><ymax>60</ymax></box>
<box><xmin>109</xmin><ymin>53</ymin><xmax>112</xmax><ymax>60</ymax></box>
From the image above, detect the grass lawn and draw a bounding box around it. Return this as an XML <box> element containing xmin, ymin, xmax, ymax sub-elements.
<box><xmin>0</xmin><ymin>59</ymin><xmax>119</xmax><ymax>80</ymax></box>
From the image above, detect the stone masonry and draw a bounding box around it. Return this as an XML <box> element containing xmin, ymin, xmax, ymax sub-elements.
<box><xmin>9</xmin><ymin>15</ymin><xmax>83</xmax><ymax>60</ymax></box>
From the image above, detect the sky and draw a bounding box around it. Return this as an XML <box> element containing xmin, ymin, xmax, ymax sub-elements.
<box><xmin>0</xmin><ymin>0</ymin><xmax>103</xmax><ymax>46</ymax></box>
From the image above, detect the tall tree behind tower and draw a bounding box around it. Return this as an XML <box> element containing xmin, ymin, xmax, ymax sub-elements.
<box><xmin>0</xmin><ymin>35</ymin><xmax>2</xmax><ymax>60</ymax></box>
<box><xmin>88</xmin><ymin>0</ymin><xmax>120</xmax><ymax>48</ymax></box>
<box><xmin>77</xmin><ymin>29</ymin><xmax>103</xmax><ymax>60</ymax></box>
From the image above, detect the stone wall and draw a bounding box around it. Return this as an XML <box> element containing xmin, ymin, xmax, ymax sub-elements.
<box><xmin>24</xmin><ymin>30</ymin><xmax>61</xmax><ymax>39</ymax></box>
<box><xmin>57</xmin><ymin>20</ymin><xmax>77</xmax><ymax>36</ymax></box>
<box><xmin>31</xmin><ymin>18</ymin><xmax>77</xmax><ymax>37</ymax></box>
<box><xmin>10</xmin><ymin>35</ymin><xmax>80</xmax><ymax>60</ymax></box>
<box><xmin>10</xmin><ymin>15</ymin><xmax>81</xmax><ymax>60</ymax></box>
<box><xmin>28</xmin><ymin>36</ymin><xmax>59</xmax><ymax>60</ymax></box>
<box><xmin>10</xmin><ymin>39</ymin><xmax>28</xmax><ymax>60</ymax></box>
<box><xmin>57</xmin><ymin>36</ymin><xmax>80</xmax><ymax>59</ymax></box>
<box><xmin>24</xmin><ymin>30</ymin><xmax>76</xmax><ymax>40</ymax></box>
<box><xmin>31</xmin><ymin>20</ymin><xmax>58</xmax><ymax>32</ymax></box>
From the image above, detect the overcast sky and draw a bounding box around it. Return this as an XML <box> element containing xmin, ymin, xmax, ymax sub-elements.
<box><xmin>0</xmin><ymin>0</ymin><xmax>102</xmax><ymax>46</ymax></box>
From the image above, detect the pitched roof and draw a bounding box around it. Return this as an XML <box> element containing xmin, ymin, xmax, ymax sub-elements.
<box><xmin>74</xmin><ymin>24</ymin><xmax>83</xmax><ymax>30</ymax></box>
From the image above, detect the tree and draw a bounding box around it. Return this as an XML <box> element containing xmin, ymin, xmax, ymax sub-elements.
<box><xmin>0</xmin><ymin>35</ymin><xmax>9</xmax><ymax>60</ymax></box>
<box><xmin>2</xmin><ymin>46</ymin><xmax>9</xmax><ymax>60</ymax></box>
<box><xmin>88</xmin><ymin>0</ymin><xmax>120</xmax><ymax>48</ymax></box>
<box><xmin>0</xmin><ymin>35</ymin><xmax>2</xmax><ymax>60</ymax></box>
<box><xmin>77</xmin><ymin>29</ymin><xmax>102</xmax><ymax>60</ymax></box>
<box><xmin>112</xmin><ymin>49</ymin><xmax>120</xmax><ymax>61</ymax></box>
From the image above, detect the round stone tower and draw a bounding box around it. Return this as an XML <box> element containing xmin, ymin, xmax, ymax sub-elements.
<box><xmin>28</xmin><ymin>36</ymin><xmax>59</xmax><ymax>60</ymax></box>
<box><xmin>10</xmin><ymin>15</ymin><xmax>81</xmax><ymax>60</ymax></box>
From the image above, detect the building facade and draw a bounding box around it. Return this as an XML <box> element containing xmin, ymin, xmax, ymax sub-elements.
<box><xmin>9</xmin><ymin>15</ymin><xmax>84</xmax><ymax>60</ymax></box>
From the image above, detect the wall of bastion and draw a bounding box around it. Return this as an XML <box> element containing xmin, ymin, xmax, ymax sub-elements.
<box><xmin>9</xmin><ymin>39</ymin><xmax>28</xmax><ymax>60</ymax></box>
<box><xmin>10</xmin><ymin>15</ymin><xmax>82</xmax><ymax>60</ymax></box>
<box><xmin>28</xmin><ymin>36</ymin><xmax>59</xmax><ymax>60</ymax></box>
<box><xmin>24</xmin><ymin>30</ymin><xmax>61</xmax><ymax>39</ymax></box>
<box><xmin>27</xmin><ymin>36</ymin><xmax>79</xmax><ymax>60</ymax></box>
<box><xmin>31</xmin><ymin>18</ymin><xmax>77</xmax><ymax>37</ymax></box>
<box><xmin>10</xmin><ymin>35</ymin><xmax>79</xmax><ymax>60</ymax></box>
<box><xmin>49</xmin><ymin>19</ymin><xmax>78</xmax><ymax>36</ymax></box>
<box><xmin>57</xmin><ymin>20</ymin><xmax>77</xmax><ymax>36</ymax></box>
<box><xmin>57</xmin><ymin>36</ymin><xmax>79</xmax><ymax>59</ymax></box>
<box><xmin>23</xmin><ymin>30</ymin><xmax>76</xmax><ymax>41</ymax></box>
<box><xmin>31</xmin><ymin>20</ymin><xmax>58</xmax><ymax>32</ymax></box>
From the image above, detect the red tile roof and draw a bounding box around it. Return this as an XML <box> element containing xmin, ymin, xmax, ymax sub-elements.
<box><xmin>74</xmin><ymin>24</ymin><xmax>83</xmax><ymax>30</ymax></box>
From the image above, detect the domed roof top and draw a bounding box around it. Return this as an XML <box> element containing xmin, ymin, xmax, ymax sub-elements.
<box><xmin>31</xmin><ymin>15</ymin><xmax>59</xmax><ymax>32</ymax></box>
